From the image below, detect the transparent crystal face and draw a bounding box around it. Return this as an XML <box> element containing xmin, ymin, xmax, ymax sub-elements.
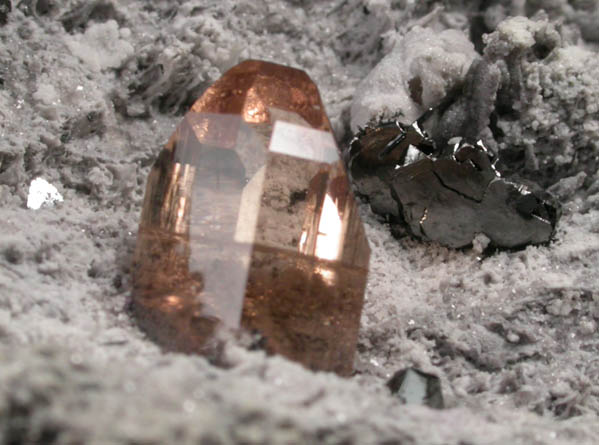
<box><xmin>132</xmin><ymin>60</ymin><xmax>370</xmax><ymax>375</ymax></box>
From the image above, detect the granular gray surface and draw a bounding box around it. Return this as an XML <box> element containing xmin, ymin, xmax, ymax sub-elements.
<box><xmin>1</xmin><ymin>1</ymin><xmax>599</xmax><ymax>444</ymax></box>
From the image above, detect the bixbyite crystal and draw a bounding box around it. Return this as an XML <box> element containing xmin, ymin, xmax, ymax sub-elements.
<box><xmin>132</xmin><ymin>60</ymin><xmax>370</xmax><ymax>376</ymax></box>
<box><xmin>387</xmin><ymin>368</ymin><xmax>444</xmax><ymax>409</ymax></box>
<box><xmin>348</xmin><ymin>113</ymin><xmax>560</xmax><ymax>249</ymax></box>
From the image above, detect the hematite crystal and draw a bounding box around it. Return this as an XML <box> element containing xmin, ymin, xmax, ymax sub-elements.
<box><xmin>348</xmin><ymin>114</ymin><xmax>560</xmax><ymax>249</ymax></box>
<box><xmin>387</xmin><ymin>368</ymin><xmax>444</xmax><ymax>409</ymax></box>
<box><xmin>132</xmin><ymin>60</ymin><xmax>370</xmax><ymax>376</ymax></box>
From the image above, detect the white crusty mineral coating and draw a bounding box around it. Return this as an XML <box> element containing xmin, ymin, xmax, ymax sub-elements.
<box><xmin>64</xmin><ymin>20</ymin><xmax>135</xmax><ymax>72</ymax></box>
<box><xmin>484</xmin><ymin>16</ymin><xmax>599</xmax><ymax>169</ymax></box>
<box><xmin>350</xmin><ymin>26</ymin><xmax>478</xmax><ymax>131</ymax></box>
<box><xmin>1</xmin><ymin>1</ymin><xmax>599</xmax><ymax>444</ymax></box>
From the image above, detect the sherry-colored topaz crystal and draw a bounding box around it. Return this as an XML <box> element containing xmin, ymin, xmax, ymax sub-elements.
<box><xmin>132</xmin><ymin>60</ymin><xmax>370</xmax><ymax>375</ymax></box>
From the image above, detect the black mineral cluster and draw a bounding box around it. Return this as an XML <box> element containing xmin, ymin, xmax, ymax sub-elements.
<box><xmin>347</xmin><ymin>109</ymin><xmax>560</xmax><ymax>249</ymax></box>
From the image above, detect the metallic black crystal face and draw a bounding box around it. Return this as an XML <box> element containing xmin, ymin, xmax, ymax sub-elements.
<box><xmin>346</xmin><ymin>112</ymin><xmax>437</xmax><ymax>221</ymax></box>
<box><xmin>387</xmin><ymin>368</ymin><xmax>444</xmax><ymax>409</ymax></box>
<box><xmin>348</xmin><ymin>114</ymin><xmax>560</xmax><ymax>249</ymax></box>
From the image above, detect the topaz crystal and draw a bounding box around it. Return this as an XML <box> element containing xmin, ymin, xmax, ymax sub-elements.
<box><xmin>132</xmin><ymin>60</ymin><xmax>370</xmax><ymax>375</ymax></box>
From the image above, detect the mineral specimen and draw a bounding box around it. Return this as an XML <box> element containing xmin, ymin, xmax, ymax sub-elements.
<box><xmin>387</xmin><ymin>368</ymin><xmax>444</xmax><ymax>409</ymax></box>
<box><xmin>348</xmin><ymin>114</ymin><xmax>560</xmax><ymax>249</ymax></box>
<box><xmin>132</xmin><ymin>60</ymin><xmax>370</xmax><ymax>376</ymax></box>
<box><xmin>27</xmin><ymin>178</ymin><xmax>64</xmax><ymax>210</ymax></box>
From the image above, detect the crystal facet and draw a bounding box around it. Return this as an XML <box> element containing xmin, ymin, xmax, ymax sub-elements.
<box><xmin>132</xmin><ymin>60</ymin><xmax>370</xmax><ymax>375</ymax></box>
<box><xmin>387</xmin><ymin>368</ymin><xmax>444</xmax><ymax>409</ymax></box>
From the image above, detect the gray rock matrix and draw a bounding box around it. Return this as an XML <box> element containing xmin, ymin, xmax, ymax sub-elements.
<box><xmin>1</xmin><ymin>0</ymin><xmax>599</xmax><ymax>443</ymax></box>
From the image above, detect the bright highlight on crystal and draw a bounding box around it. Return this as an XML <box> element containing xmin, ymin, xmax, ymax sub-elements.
<box><xmin>27</xmin><ymin>177</ymin><xmax>64</xmax><ymax>210</ymax></box>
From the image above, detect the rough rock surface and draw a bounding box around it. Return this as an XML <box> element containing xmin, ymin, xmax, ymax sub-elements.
<box><xmin>1</xmin><ymin>1</ymin><xmax>599</xmax><ymax>444</ymax></box>
<box><xmin>350</xmin><ymin>26</ymin><xmax>478</xmax><ymax>130</ymax></box>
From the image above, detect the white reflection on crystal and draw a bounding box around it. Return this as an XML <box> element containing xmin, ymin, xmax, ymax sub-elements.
<box><xmin>165</xmin><ymin>295</ymin><xmax>182</xmax><ymax>307</ymax></box>
<box><xmin>27</xmin><ymin>177</ymin><xmax>64</xmax><ymax>210</ymax></box>
<box><xmin>316</xmin><ymin>266</ymin><xmax>335</xmax><ymax>285</ymax></box>
<box><xmin>315</xmin><ymin>194</ymin><xmax>342</xmax><ymax>260</ymax></box>
<box><xmin>268</xmin><ymin>121</ymin><xmax>339</xmax><ymax>163</ymax></box>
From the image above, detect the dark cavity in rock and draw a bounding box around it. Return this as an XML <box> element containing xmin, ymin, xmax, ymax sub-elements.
<box><xmin>61</xmin><ymin>111</ymin><xmax>106</xmax><ymax>143</ymax></box>
<box><xmin>0</xmin><ymin>0</ymin><xmax>11</xmax><ymax>25</ymax></box>
<box><xmin>17</xmin><ymin>0</ymin><xmax>54</xmax><ymax>17</ymax></box>
<box><xmin>60</xmin><ymin>0</ymin><xmax>122</xmax><ymax>33</ymax></box>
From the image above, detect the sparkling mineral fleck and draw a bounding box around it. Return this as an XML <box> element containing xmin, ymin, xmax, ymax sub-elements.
<box><xmin>132</xmin><ymin>60</ymin><xmax>370</xmax><ymax>376</ymax></box>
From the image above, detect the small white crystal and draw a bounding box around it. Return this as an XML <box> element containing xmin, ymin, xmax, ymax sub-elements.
<box><xmin>27</xmin><ymin>177</ymin><xmax>64</xmax><ymax>210</ymax></box>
